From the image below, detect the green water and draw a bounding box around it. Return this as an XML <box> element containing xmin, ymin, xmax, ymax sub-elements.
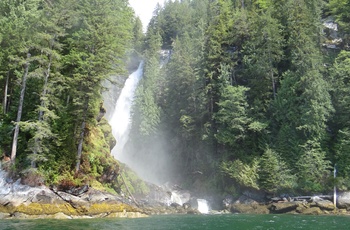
<box><xmin>1</xmin><ymin>214</ymin><xmax>350</xmax><ymax>230</ymax></box>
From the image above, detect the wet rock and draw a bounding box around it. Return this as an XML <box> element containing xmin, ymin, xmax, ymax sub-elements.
<box><xmin>269</xmin><ymin>202</ymin><xmax>299</xmax><ymax>213</ymax></box>
<box><xmin>302</xmin><ymin>207</ymin><xmax>324</xmax><ymax>215</ymax></box>
<box><xmin>0</xmin><ymin>212</ymin><xmax>10</xmax><ymax>219</ymax></box>
<box><xmin>314</xmin><ymin>200</ymin><xmax>335</xmax><ymax>211</ymax></box>
<box><xmin>66</xmin><ymin>185</ymin><xmax>89</xmax><ymax>196</ymax></box>
<box><xmin>296</xmin><ymin>205</ymin><xmax>308</xmax><ymax>214</ymax></box>
<box><xmin>170</xmin><ymin>203</ymin><xmax>181</xmax><ymax>208</ymax></box>
<box><xmin>230</xmin><ymin>203</ymin><xmax>269</xmax><ymax>214</ymax></box>
<box><xmin>106</xmin><ymin>211</ymin><xmax>148</xmax><ymax>218</ymax></box>
<box><xmin>242</xmin><ymin>190</ymin><xmax>266</xmax><ymax>203</ymax></box>
<box><xmin>187</xmin><ymin>209</ymin><xmax>201</xmax><ymax>215</ymax></box>
<box><xmin>11</xmin><ymin>212</ymin><xmax>30</xmax><ymax>219</ymax></box>
<box><xmin>223</xmin><ymin>195</ymin><xmax>233</xmax><ymax>208</ymax></box>
<box><xmin>234</xmin><ymin>195</ymin><xmax>259</xmax><ymax>205</ymax></box>
<box><xmin>51</xmin><ymin>212</ymin><xmax>72</xmax><ymax>219</ymax></box>
<box><xmin>57</xmin><ymin>191</ymin><xmax>89</xmax><ymax>206</ymax></box>
<box><xmin>183</xmin><ymin>202</ymin><xmax>191</xmax><ymax>209</ymax></box>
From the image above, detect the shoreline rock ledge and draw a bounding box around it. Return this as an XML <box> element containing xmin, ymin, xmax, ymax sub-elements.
<box><xmin>0</xmin><ymin>170</ymin><xmax>147</xmax><ymax>219</ymax></box>
<box><xmin>226</xmin><ymin>193</ymin><xmax>350</xmax><ymax>215</ymax></box>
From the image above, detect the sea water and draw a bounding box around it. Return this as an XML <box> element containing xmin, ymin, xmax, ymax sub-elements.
<box><xmin>1</xmin><ymin>214</ymin><xmax>350</xmax><ymax>230</ymax></box>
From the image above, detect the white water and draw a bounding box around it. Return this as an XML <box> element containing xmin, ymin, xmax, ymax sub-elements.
<box><xmin>109</xmin><ymin>62</ymin><xmax>143</xmax><ymax>162</ymax></box>
<box><xmin>197</xmin><ymin>199</ymin><xmax>210</xmax><ymax>214</ymax></box>
<box><xmin>170</xmin><ymin>192</ymin><xmax>183</xmax><ymax>206</ymax></box>
<box><xmin>0</xmin><ymin>168</ymin><xmax>48</xmax><ymax>206</ymax></box>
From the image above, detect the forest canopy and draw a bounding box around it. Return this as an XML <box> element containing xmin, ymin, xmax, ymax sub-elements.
<box><xmin>1</xmin><ymin>0</ymin><xmax>350</xmax><ymax>196</ymax></box>
<box><xmin>0</xmin><ymin>0</ymin><xmax>139</xmax><ymax>188</ymax></box>
<box><xmin>127</xmin><ymin>0</ymin><xmax>350</xmax><ymax>195</ymax></box>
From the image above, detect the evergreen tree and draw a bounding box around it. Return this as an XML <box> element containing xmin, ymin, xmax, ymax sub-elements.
<box><xmin>273</xmin><ymin>0</ymin><xmax>333</xmax><ymax>163</ymax></box>
<box><xmin>259</xmin><ymin>148</ymin><xmax>296</xmax><ymax>194</ymax></box>
<box><xmin>243</xmin><ymin>10</ymin><xmax>283</xmax><ymax>110</ymax></box>
<box><xmin>296</xmin><ymin>141</ymin><xmax>331</xmax><ymax>193</ymax></box>
<box><xmin>329</xmin><ymin>51</ymin><xmax>350</xmax><ymax>187</ymax></box>
<box><xmin>0</xmin><ymin>0</ymin><xmax>42</xmax><ymax>162</ymax></box>
<box><xmin>61</xmin><ymin>0</ymin><xmax>133</xmax><ymax>173</ymax></box>
<box><xmin>329</xmin><ymin>0</ymin><xmax>350</xmax><ymax>48</ymax></box>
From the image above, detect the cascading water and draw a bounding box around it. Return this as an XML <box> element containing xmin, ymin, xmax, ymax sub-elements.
<box><xmin>109</xmin><ymin>62</ymin><xmax>143</xmax><ymax>163</ymax></box>
<box><xmin>170</xmin><ymin>192</ymin><xmax>184</xmax><ymax>206</ymax></box>
<box><xmin>107</xmin><ymin>52</ymin><xmax>176</xmax><ymax>185</ymax></box>
<box><xmin>197</xmin><ymin>199</ymin><xmax>210</xmax><ymax>214</ymax></box>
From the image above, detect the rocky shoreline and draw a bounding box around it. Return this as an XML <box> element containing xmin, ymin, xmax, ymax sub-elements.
<box><xmin>226</xmin><ymin>193</ymin><xmax>350</xmax><ymax>215</ymax></box>
<box><xmin>3</xmin><ymin>169</ymin><xmax>350</xmax><ymax>219</ymax></box>
<box><xmin>0</xmin><ymin>169</ymin><xmax>204</xmax><ymax>219</ymax></box>
<box><xmin>2</xmin><ymin>191</ymin><xmax>350</xmax><ymax>220</ymax></box>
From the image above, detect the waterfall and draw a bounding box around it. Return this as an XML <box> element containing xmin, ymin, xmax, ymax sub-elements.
<box><xmin>109</xmin><ymin>62</ymin><xmax>143</xmax><ymax>163</ymax></box>
<box><xmin>170</xmin><ymin>192</ymin><xmax>183</xmax><ymax>206</ymax></box>
<box><xmin>197</xmin><ymin>199</ymin><xmax>210</xmax><ymax>214</ymax></box>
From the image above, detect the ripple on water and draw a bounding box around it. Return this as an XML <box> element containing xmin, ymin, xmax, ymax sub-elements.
<box><xmin>1</xmin><ymin>214</ymin><xmax>350</xmax><ymax>230</ymax></box>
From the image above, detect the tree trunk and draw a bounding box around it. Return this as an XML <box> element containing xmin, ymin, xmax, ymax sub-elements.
<box><xmin>268</xmin><ymin>51</ymin><xmax>276</xmax><ymax>100</ymax></box>
<box><xmin>271</xmin><ymin>69</ymin><xmax>276</xmax><ymax>100</ymax></box>
<box><xmin>32</xmin><ymin>56</ymin><xmax>52</xmax><ymax>168</ymax></box>
<box><xmin>38</xmin><ymin>61</ymin><xmax>51</xmax><ymax>120</ymax></box>
<box><xmin>75</xmin><ymin>97</ymin><xmax>89</xmax><ymax>174</ymax></box>
<box><xmin>75</xmin><ymin>120</ymin><xmax>86</xmax><ymax>174</ymax></box>
<box><xmin>3</xmin><ymin>71</ymin><xmax>9</xmax><ymax>114</ymax></box>
<box><xmin>11</xmin><ymin>54</ymin><xmax>30</xmax><ymax>162</ymax></box>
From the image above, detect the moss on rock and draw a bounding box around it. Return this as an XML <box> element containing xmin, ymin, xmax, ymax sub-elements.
<box><xmin>0</xmin><ymin>201</ymin><xmax>143</xmax><ymax>218</ymax></box>
<box><xmin>87</xmin><ymin>202</ymin><xmax>137</xmax><ymax>215</ymax></box>
<box><xmin>15</xmin><ymin>203</ymin><xmax>78</xmax><ymax>216</ymax></box>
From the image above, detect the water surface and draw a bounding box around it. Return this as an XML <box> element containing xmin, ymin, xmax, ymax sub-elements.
<box><xmin>1</xmin><ymin>214</ymin><xmax>349</xmax><ymax>230</ymax></box>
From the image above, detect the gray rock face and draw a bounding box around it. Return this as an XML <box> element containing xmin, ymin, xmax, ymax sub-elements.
<box><xmin>269</xmin><ymin>202</ymin><xmax>299</xmax><ymax>213</ymax></box>
<box><xmin>0</xmin><ymin>170</ymin><xmax>59</xmax><ymax>206</ymax></box>
<box><xmin>234</xmin><ymin>195</ymin><xmax>259</xmax><ymax>205</ymax></box>
<box><xmin>315</xmin><ymin>200</ymin><xmax>335</xmax><ymax>211</ymax></box>
<box><xmin>337</xmin><ymin>192</ymin><xmax>350</xmax><ymax>209</ymax></box>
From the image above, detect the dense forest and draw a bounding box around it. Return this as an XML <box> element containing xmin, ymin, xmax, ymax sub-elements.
<box><xmin>127</xmin><ymin>0</ymin><xmax>350</xmax><ymax>197</ymax></box>
<box><xmin>1</xmin><ymin>0</ymin><xmax>350</xmax><ymax>198</ymax></box>
<box><xmin>0</xmin><ymin>0</ymin><xmax>143</xmax><ymax>191</ymax></box>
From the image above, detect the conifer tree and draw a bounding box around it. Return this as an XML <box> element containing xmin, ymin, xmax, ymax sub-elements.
<box><xmin>61</xmin><ymin>0</ymin><xmax>133</xmax><ymax>173</ymax></box>
<box><xmin>259</xmin><ymin>148</ymin><xmax>295</xmax><ymax>194</ymax></box>
<box><xmin>273</xmin><ymin>0</ymin><xmax>333</xmax><ymax>163</ymax></box>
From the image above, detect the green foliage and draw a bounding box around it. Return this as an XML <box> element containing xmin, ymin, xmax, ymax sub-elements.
<box><xmin>214</xmin><ymin>85</ymin><xmax>251</xmax><ymax>146</ymax></box>
<box><xmin>1</xmin><ymin>0</ymin><xmax>348</xmax><ymax>196</ymax></box>
<box><xmin>329</xmin><ymin>0</ymin><xmax>350</xmax><ymax>41</ymax></box>
<box><xmin>259</xmin><ymin>148</ymin><xmax>296</xmax><ymax>194</ymax></box>
<box><xmin>117</xmin><ymin>165</ymin><xmax>150</xmax><ymax>196</ymax></box>
<box><xmin>221</xmin><ymin>159</ymin><xmax>260</xmax><ymax>190</ymax></box>
<box><xmin>126</xmin><ymin>0</ymin><xmax>341</xmax><ymax>195</ymax></box>
<box><xmin>0</xmin><ymin>0</ymin><xmax>134</xmax><ymax>192</ymax></box>
<box><xmin>334</xmin><ymin>129</ymin><xmax>350</xmax><ymax>180</ymax></box>
<box><xmin>296</xmin><ymin>141</ymin><xmax>332</xmax><ymax>193</ymax></box>
<box><xmin>243</xmin><ymin>9</ymin><xmax>283</xmax><ymax>110</ymax></box>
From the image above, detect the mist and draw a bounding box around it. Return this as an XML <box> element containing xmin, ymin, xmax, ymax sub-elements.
<box><xmin>103</xmin><ymin>57</ymin><xmax>181</xmax><ymax>186</ymax></box>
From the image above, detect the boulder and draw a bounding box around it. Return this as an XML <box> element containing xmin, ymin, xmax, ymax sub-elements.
<box><xmin>52</xmin><ymin>212</ymin><xmax>72</xmax><ymax>219</ymax></box>
<box><xmin>79</xmin><ymin>189</ymin><xmax>119</xmax><ymax>203</ymax></box>
<box><xmin>0</xmin><ymin>212</ymin><xmax>9</xmax><ymax>219</ymax></box>
<box><xmin>269</xmin><ymin>202</ymin><xmax>299</xmax><ymax>213</ymax></box>
<box><xmin>337</xmin><ymin>192</ymin><xmax>350</xmax><ymax>209</ymax></box>
<box><xmin>57</xmin><ymin>191</ymin><xmax>89</xmax><ymax>206</ymax></box>
<box><xmin>234</xmin><ymin>195</ymin><xmax>259</xmax><ymax>205</ymax></box>
<box><xmin>230</xmin><ymin>204</ymin><xmax>269</xmax><ymax>214</ymax></box>
<box><xmin>242</xmin><ymin>190</ymin><xmax>266</xmax><ymax>203</ymax></box>
<box><xmin>302</xmin><ymin>207</ymin><xmax>324</xmax><ymax>215</ymax></box>
<box><xmin>314</xmin><ymin>200</ymin><xmax>335</xmax><ymax>211</ymax></box>
<box><xmin>223</xmin><ymin>195</ymin><xmax>234</xmax><ymax>208</ymax></box>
